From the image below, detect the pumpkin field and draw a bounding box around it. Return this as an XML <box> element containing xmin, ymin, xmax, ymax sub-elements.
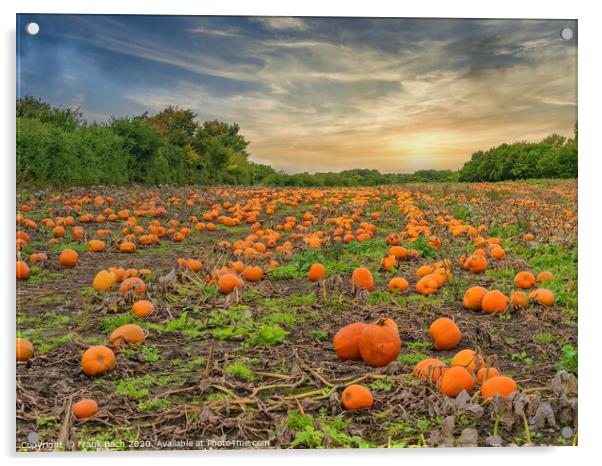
<box><xmin>16</xmin><ymin>179</ymin><xmax>577</xmax><ymax>450</ymax></box>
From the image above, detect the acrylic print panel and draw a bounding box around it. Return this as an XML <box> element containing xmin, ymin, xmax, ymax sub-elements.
<box><xmin>16</xmin><ymin>15</ymin><xmax>577</xmax><ymax>451</ymax></box>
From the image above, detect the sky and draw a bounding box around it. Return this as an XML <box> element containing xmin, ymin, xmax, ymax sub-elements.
<box><xmin>16</xmin><ymin>15</ymin><xmax>577</xmax><ymax>174</ymax></box>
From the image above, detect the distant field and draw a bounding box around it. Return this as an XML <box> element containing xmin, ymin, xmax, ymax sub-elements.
<box><xmin>16</xmin><ymin>180</ymin><xmax>577</xmax><ymax>450</ymax></box>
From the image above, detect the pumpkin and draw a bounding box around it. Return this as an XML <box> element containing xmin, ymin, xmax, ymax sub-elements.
<box><xmin>463</xmin><ymin>286</ymin><xmax>488</xmax><ymax>310</ymax></box>
<box><xmin>387</xmin><ymin>277</ymin><xmax>409</xmax><ymax>293</ymax></box>
<box><xmin>88</xmin><ymin>239</ymin><xmax>106</xmax><ymax>252</ymax></box>
<box><xmin>429</xmin><ymin>317</ymin><xmax>462</xmax><ymax>350</ymax></box>
<box><xmin>350</xmin><ymin>267</ymin><xmax>375</xmax><ymax>292</ymax></box>
<box><xmin>16</xmin><ymin>337</ymin><xmax>34</xmax><ymax>362</ymax></box>
<box><xmin>242</xmin><ymin>265</ymin><xmax>264</xmax><ymax>282</ymax></box>
<box><xmin>389</xmin><ymin>246</ymin><xmax>407</xmax><ymax>260</ymax></box>
<box><xmin>523</xmin><ymin>233</ymin><xmax>535</xmax><ymax>241</ymax></box>
<box><xmin>341</xmin><ymin>384</ymin><xmax>373</xmax><ymax>410</ymax></box>
<box><xmin>52</xmin><ymin>225</ymin><xmax>66</xmax><ymax>238</ymax></box>
<box><xmin>510</xmin><ymin>291</ymin><xmax>528</xmax><ymax>309</ymax></box>
<box><xmin>109</xmin><ymin>324</ymin><xmax>145</xmax><ymax>347</ymax></box>
<box><xmin>109</xmin><ymin>267</ymin><xmax>126</xmax><ymax>282</ymax></box>
<box><xmin>218</xmin><ymin>273</ymin><xmax>244</xmax><ymax>294</ymax></box>
<box><xmin>308</xmin><ymin>263</ymin><xmax>326</xmax><ymax>281</ymax></box>
<box><xmin>514</xmin><ymin>271</ymin><xmax>535</xmax><ymax>289</ymax></box>
<box><xmin>415</xmin><ymin>275</ymin><xmax>439</xmax><ymax>295</ymax></box>
<box><xmin>358</xmin><ymin>318</ymin><xmax>401</xmax><ymax>367</ymax></box>
<box><xmin>187</xmin><ymin>258</ymin><xmax>203</xmax><ymax>273</ymax></box>
<box><xmin>119</xmin><ymin>277</ymin><xmax>146</xmax><ymax>297</ymax></box>
<box><xmin>490</xmin><ymin>246</ymin><xmax>505</xmax><ymax>260</ymax></box>
<box><xmin>480</xmin><ymin>376</ymin><xmax>517</xmax><ymax>399</ymax></box>
<box><xmin>439</xmin><ymin>366</ymin><xmax>475</xmax><ymax>397</ymax></box>
<box><xmin>81</xmin><ymin>345</ymin><xmax>116</xmax><ymax>376</ymax></box>
<box><xmin>476</xmin><ymin>367</ymin><xmax>500</xmax><ymax>384</ymax></box>
<box><xmin>381</xmin><ymin>254</ymin><xmax>397</xmax><ymax>271</ymax></box>
<box><xmin>451</xmin><ymin>349</ymin><xmax>484</xmax><ymax>373</ymax></box>
<box><xmin>29</xmin><ymin>253</ymin><xmax>48</xmax><ymax>263</ymax></box>
<box><xmin>529</xmin><ymin>288</ymin><xmax>555</xmax><ymax>306</ymax></box>
<box><xmin>536</xmin><ymin>271</ymin><xmax>554</xmax><ymax>283</ymax></box>
<box><xmin>59</xmin><ymin>248</ymin><xmax>79</xmax><ymax>268</ymax></box>
<box><xmin>416</xmin><ymin>265</ymin><xmax>434</xmax><ymax>278</ymax></box>
<box><xmin>464</xmin><ymin>254</ymin><xmax>487</xmax><ymax>273</ymax></box>
<box><xmin>16</xmin><ymin>261</ymin><xmax>30</xmax><ymax>280</ymax></box>
<box><xmin>413</xmin><ymin>358</ymin><xmax>446</xmax><ymax>383</ymax></box>
<box><xmin>16</xmin><ymin>230</ymin><xmax>31</xmax><ymax>244</ymax></box>
<box><xmin>132</xmin><ymin>300</ymin><xmax>155</xmax><ymax>318</ymax></box>
<box><xmin>481</xmin><ymin>290</ymin><xmax>509</xmax><ymax>314</ymax></box>
<box><xmin>334</xmin><ymin>322</ymin><xmax>367</xmax><ymax>360</ymax></box>
<box><xmin>73</xmin><ymin>399</ymin><xmax>99</xmax><ymax>419</ymax></box>
<box><xmin>119</xmin><ymin>241</ymin><xmax>136</xmax><ymax>253</ymax></box>
<box><xmin>92</xmin><ymin>270</ymin><xmax>115</xmax><ymax>292</ymax></box>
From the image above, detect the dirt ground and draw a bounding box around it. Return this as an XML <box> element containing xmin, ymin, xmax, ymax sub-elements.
<box><xmin>16</xmin><ymin>180</ymin><xmax>578</xmax><ymax>450</ymax></box>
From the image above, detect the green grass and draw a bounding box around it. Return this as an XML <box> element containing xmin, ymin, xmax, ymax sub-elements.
<box><xmin>556</xmin><ymin>344</ymin><xmax>577</xmax><ymax>375</ymax></box>
<box><xmin>397</xmin><ymin>352</ymin><xmax>430</xmax><ymax>366</ymax></box>
<box><xmin>287</xmin><ymin>409</ymin><xmax>372</xmax><ymax>448</ymax></box>
<box><xmin>224</xmin><ymin>361</ymin><xmax>255</xmax><ymax>381</ymax></box>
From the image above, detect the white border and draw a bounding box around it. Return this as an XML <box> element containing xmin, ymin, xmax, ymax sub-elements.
<box><xmin>2</xmin><ymin>1</ymin><xmax>601</xmax><ymax>465</ymax></box>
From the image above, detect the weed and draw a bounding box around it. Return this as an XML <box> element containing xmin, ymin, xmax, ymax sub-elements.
<box><xmin>224</xmin><ymin>361</ymin><xmax>255</xmax><ymax>381</ymax></box>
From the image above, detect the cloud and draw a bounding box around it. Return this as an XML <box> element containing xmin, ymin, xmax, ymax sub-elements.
<box><xmin>17</xmin><ymin>15</ymin><xmax>577</xmax><ymax>174</ymax></box>
<box><xmin>254</xmin><ymin>17</ymin><xmax>309</xmax><ymax>31</ymax></box>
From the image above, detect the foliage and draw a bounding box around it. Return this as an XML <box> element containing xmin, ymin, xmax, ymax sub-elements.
<box><xmin>18</xmin><ymin>97</ymin><xmax>576</xmax><ymax>188</ymax></box>
<box><xmin>458</xmin><ymin>128</ymin><xmax>577</xmax><ymax>182</ymax></box>
<box><xmin>556</xmin><ymin>344</ymin><xmax>578</xmax><ymax>376</ymax></box>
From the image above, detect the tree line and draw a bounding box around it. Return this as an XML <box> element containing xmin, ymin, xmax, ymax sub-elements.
<box><xmin>458</xmin><ymin>130</ymin><xmax>577</xmax><ymax>182</ymax></box>
<box><xmin>16</xmin><ymin>97</ymin><xmax>577</xmax><ymax>188</ymax></box>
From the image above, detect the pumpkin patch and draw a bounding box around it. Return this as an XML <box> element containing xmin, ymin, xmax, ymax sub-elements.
<box><xmin>16</xmin><ymin>181</ymin><xmax>577</xmax><ymax>448</ymax></box>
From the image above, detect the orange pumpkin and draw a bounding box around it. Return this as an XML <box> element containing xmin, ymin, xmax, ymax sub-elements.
<box><xmin>529</xmin><ymin>288</ymin><xmax>555</xmax><ymax>306</ymax></box>
<box><xmin>119</xmin><ymin>277</ymin><xmax>146</xmax><ymax>296</ymax></box>
<box><xmin>132</xmin><ymin>300</ymin><xmax>155</xmax><ymax>318</ymax></box>
<box><xmin>388</xmin><ymin>277</ymin><xmax>409</xmax><ymax>293</ymax></box>
<box><xmin>350</xmin><ymin>267</ymin><xmax>375</xmax><ymax>292</ymax></box>
<box><xmin>16</xmin><ymin>338</ymin><xmax>34</xmax><ymax>362</ymax></box>
<box><xmin>480</xmin><ymin>376</ymin><xmax>517</xmax><ymax>399</ymax></box>
<box><xmin>481</xmin><ymin>290</ymin><xmax>509</xmax><ymax>314</ymax></box>
<box><xmin>451</xmin><ymin>349</ymin><xmax>484</xmax><ymax>373</ymax></box>
<box><xmin>187</xmin><ymin>259</ymin><xmax>203</xmax><ymax>273</ymax></box>
<box><xmin>415</xmin><ymin>274</ymin><xmax>439</xmax><ymax>295</ymax></box>
<box><xmin>341</xmin><ymin>384</ymin><xmax>373</xmax><ymax>410</ymax></box>
<box><xmin>242</xmin><ymin>265</ymin><xmax>264</xmax><ymax>282</ymax></box>
<box><xmin>536</xmin><ymin>271</ymin><xmax>554</xmax><ymax>283</ymax></box>
<box><xmin>464</xmin><ymin>254</ymin><xmax>487</xmax><ymax>273</ymax></box>
<box><xmin>59</xmin><ymin>248</ymin><xmax>79</xmax><ymax>268</ymax></box>
<box><xmin>92</xmin><ymin>270</ymin><xmax>115</xmax><ymax>292</ymax></box>
<box><xmin>514</xmin><ymin>271</ymin><xmax>535</xmax><ymax>289</ymax></box>
<box><xmin>81</xmin><ymin>345</ymin><xmax>116</xmax><ymax>376</ymax></box>
<box><xmin>308</xmin><ymin>263</ymin><xmax>326</xmax><ymax>282</ymax></box>
<box><xmin>73</xmin><ymin>399</ymin><xmax>99</xmax><ymax>419</ymax></box>
<box><xmin>463</xmin><ymin>286</ymin><xmax>488</xmax><ymax>310</ymax></box>
<box><xmin>88</xmin><ymin>239</ymin><xmax>106</xmax><ymax>252</ymax></box>
<box><xmin>334</xmin><ymin>322</ymin><xmax>367</xmax><ymax>361</ymax></box>
<box><xmin>16</xmin><ymin>261</ymin><xmax>30</xmax><ymax>280</ymax></box>
<box><xmin>476</xmin><ymin>367</ymin><xmax>501</xmax><ymax>384</ymax></box>
<box><xmin>358</xmin><ymin>318</ymin><xmax>401</xmax><ymax>367</ymax></box>
<box><xmin>429</xmin><ymin>317</ymin><xmax>462</xmax><ymax>350</ymax></box>
<box><xmin>510</xmin><ymin>291</ymin><xmax>528</xmax><ymax>309</ymax></box>
<box><xmin>439</xmin><ymin>366</ymin><xmax>475</xmax><ymax>397</ymax></box>
<box><xmin>413</xmin><ymin>358</ymin><xmax>446</xmax><ymax>383</ymax></box>
<box><xmin>109</xmin><ymin>324</ymin><xmax>145</xmax><ymax>347</ymax></box>
<box><xmin>218</xmin><ymin>273</ymin><xmax>244</xmax><ymax>294</ymax></box>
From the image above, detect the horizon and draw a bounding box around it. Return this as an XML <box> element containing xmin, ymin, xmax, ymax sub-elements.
<box><xmin>17</xmin><ymin>15</ymin><xmax>577</xmax><ymax>174</ymax></box>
